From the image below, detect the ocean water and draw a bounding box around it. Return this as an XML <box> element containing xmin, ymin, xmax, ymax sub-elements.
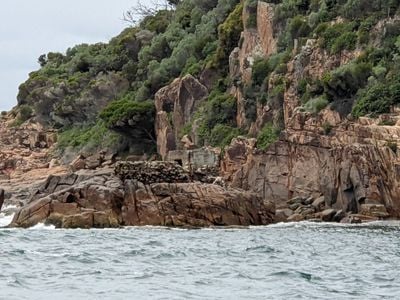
<box><xmin>0</xmin><ymin>211</ymin><xmax>400</xmax><ymax>299</ymax></box>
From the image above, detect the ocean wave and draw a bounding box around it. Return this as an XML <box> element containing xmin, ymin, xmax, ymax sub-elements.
<box><xmin>0</xmin><ymin>205</ymin><xmax>17</xmax><ymax>227</ymax></box>
<box><xmin>28</xmin><ymin>223</ymin><xmax>56</xmax><ymax>230</ymax></box>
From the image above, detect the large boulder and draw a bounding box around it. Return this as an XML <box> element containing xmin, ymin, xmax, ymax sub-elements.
<box><xmin>122</xmin><ymin>180</ymin><xmax>274</xmax><ymax>227</ymax></box>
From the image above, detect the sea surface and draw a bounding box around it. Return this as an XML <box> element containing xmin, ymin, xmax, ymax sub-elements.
<box><xmin>0</xmin><ymin>210</ymin><xmax>400</xmax><ymax>300</ymax></box>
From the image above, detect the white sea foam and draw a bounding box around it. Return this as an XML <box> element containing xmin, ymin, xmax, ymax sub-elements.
<box><xmin>0</xmin><ymin>205</ymin><xmax>18</xmax><ymax>227</ymax></box>
<box><xmin>28</xmin><ymin>223</ymin><xmax>56</xmax><ymax>230</ymax></box>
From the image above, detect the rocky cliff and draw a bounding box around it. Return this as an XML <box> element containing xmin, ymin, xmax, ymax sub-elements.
<box><xmin>3</xmin><ymin>0</ymin><xmax>400</xmax><ymax>226</ymax></box>
<box><xmin>219</xmin><ymin>1</ymin><xmax>400</xmax><ymax>221</ymax></box>
<box><xmin>0</xmin><ymin>115</ymin><xmax>68</xmax><ymax>207</ymax></box>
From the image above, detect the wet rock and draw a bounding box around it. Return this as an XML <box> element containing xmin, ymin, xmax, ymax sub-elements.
<box><xmin>287</xmin><ymin>196</ymin><xmax>304</xmax><ymax>205</ymax></box>
<box><xmin>274</xmin><ymin>209</ymin><xmax>293</xmax><ymax>223</ymax></box>
<box><xmin>333</xmin><ymin>210</ymin><xmax>346</xmax><ymax>222</ymax></box>
<box><xmin>320</xmin><ymin>209</ymin><xmax>336</xmax><ymax>222</ymax></box>
<box><xmin>299</xmin><ymin>207</ymin><xmax>316</xmax><ymax>217</ymax></box>
<box><xmin>304</xmin><ymin>197</ymin><xmax>314</xmax><ymax>205</ymax></box>
<box><xmin>93</xmin><ymin>211</ymin><xmax>119</xmax><ymax>228</ymax></box>
<box><xmin>359</xmin><ymin>204</ymin><xmax>389</xmax><ymax>219</ymax></box>
<box><xmin>62</xmin><ymin>212</ymin><xmax>94</xmax><ymax>229</ymax></box>
<box><xmin>12</xmin><ymin>198</ymin><xmax>51</xmax><ymax>228</ymax></box>
<box><xmin>287</xmin><ymin>214</ymin><xmax>305</xmax><ymax>222</ymax></box>
<box><xmin>340</xmin><ymin>215</ymin><xmax>363</xmax><ymax>224</ymax></box>
<box><xmin>51</xmin><ymin>201</ymin><xmax>80</xmax><ymax>216</ymax></box>
<box><xmin>289</xmin><ymin>203</ymin><xmax>302</xmax><ymax>211</ymax></box>
<box><xmin>312</xmin><ymin>196</ymin><xmax>325</xmax><ymax>210</ymax></box>
<box><xmin>0</xmin><ymin>189</ymin><xmax>4</xmax><ymax>211</ymax></box>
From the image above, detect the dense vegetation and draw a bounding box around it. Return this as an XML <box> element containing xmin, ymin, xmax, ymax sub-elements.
<box><xmin>15</xmin><ymin>0</ymin><xmax>400</xmax><ymax>156</ymax></box>
<box><xmin>18</xmin><ymin>0</ymin><xmax>242</xmax><ymax>153</ymax></box>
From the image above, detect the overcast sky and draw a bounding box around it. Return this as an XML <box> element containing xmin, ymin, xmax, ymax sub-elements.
<box><xmin>0</xmin><ymin>0</ymin><xmax>149</xmax><ymax>111</ymax></box>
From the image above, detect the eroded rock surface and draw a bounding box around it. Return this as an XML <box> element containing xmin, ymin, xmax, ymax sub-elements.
<box><xmin>155</xmin><ymin>75</ymin><xmax>208</xmax><ymax>159</ymax></box>
<box><xmin>0</xmin><ymin>116</ymin><xmax>68</xmax><ymax>207</ymax></box>
<box><xmin>10</xmin><ymin>162</ymin><xmax>275</xmax><ymax>228</ymax></box>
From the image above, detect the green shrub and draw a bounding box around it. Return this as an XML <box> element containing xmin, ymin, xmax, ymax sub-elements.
<box><xmin>331</xmin><ymin>32</ymin><xmax>357</xmax><ymax>54</ymax></box>
<box><xmin>141</xmin><ymin>10</ymin><xmax>173</xmax><ymax>34</ymax></box>
<box><xmin>323</xmin><ymin>62</ymin><xmax>372</xmax><ymax>100</ymax></box>
<box><xmin>209</xmin><ymin>124</ymin><xmax>242</xmax><ymax>148</ymax></box>
<box><xmin>341</xmin><ymin>0</ymin><xmax>400</xmax><ymax>19</ymax></box>
<box><xmin>268</xmin><ymin>82</ymin><xmax>285</xmax><ymax>108</ymax></box>
<box><xmin>245</xmin><ymin>0</ymin><xmax>258</xmax><ymax>28</ymax></box>
<box><xmin>379</xmin><ymin>119</ymin><xmax>396</xmax><ymax>126</ymax></box>
<box><xmin>252</xmin><ymin>58</ymin><xmax>271</xmax><ymax>86</ymax></box>
<box><xmin>203</xmin><ymin>92</ymin><xmax>237</xmax><ymax>129</ymax></box>
<box><xmin>251</xmin><ymin>52</ymin><xmax>290</xmax><ymax>87</ymax></box>
<box><xmin>57</xmin><ymin>121</ymin><xmax>121</xmax><ymax>151</ymax></box>
<box><xmin>18</xmin><ymin>105</ymin><xmax>33</xmax><ymax>122</ymax></box>
<box><xmin>257</xmin><ymin>123</ymin><xmax>280</xmax><ymax>150</ymax></box>
<box><xmin>288</xmin><ymin>16</ymin><xmax>311</xmax><ymax>39</ymax></box>
<box><xmin>386</xmin><ymin>141</ymin><xmax>398</xmax><ymax>154</ymax></box>
<box><xmin>316</xmin><ymin>21</ymin><xmax>357</xmax><ymax>53</ymax></box>
<box><xmin>297</xmin><ymin>78</ymin><xmax>309</xmax><ymax>96</ymax></box>
<box><xmin>372</xmin><ymin>65</ymin><xmax>387</xmax><ymax>79</ymax></box>
<box><xmin>304</xmin><ymin>97</ymin><xmax>329</xmax><ymax>114</ymax></box>
<box><xmin>352</xmin><ymin>78</ymin><xmax>400</xmax><ymax>117</ymax></box>
<box><xmin>212</xmin><ymin>2</ymin><xmax>244</xmax><ymax>72</ymax></box>
<box><xmin>100</xmin><ymin>96</ymin><xmax>154</xmax><ymax>128</ymax></box>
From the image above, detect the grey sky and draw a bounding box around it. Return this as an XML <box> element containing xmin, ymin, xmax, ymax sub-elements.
<box><xmin>0</xmin><ymin>0</ymin><xmax>149</xmax><ymax>111</ymax></box>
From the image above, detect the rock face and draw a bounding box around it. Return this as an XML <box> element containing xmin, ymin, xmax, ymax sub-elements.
<box><xmin>0</xmin><ymin>116</ymin><xmax>69</xmax><ymax>207</ymax></box>
<box><xmin>10</xmin><ymin>162</ymin><xmax>275</xmax><ymax>228</ymax></box>
<box><xmin>0</xmin><ymin>118</ymin><xmax>57</xmax><ymax>176</ymax></box>
<box><xmin>229</xmin><ymin>1</ymin><xmax>277</xmax><ymax>130</ymax></box>
<box><xmin>155</xmin><ymin>75</ymin><xmax>208</xmax><ymax>159</ymax></box>
<box><xmin>223</xmin><ymin>119</ymin><xmax>400</xmax><ymax>220</ymax></box>
<box><xmin>0</xmin><ymin>189</ymin><xmax>4</xmax><ymax>211</ymax></box>
<box><xmin>216</xmin><ymin>8</ymin><xmax>400</xmax><ymax>222</ymax></box>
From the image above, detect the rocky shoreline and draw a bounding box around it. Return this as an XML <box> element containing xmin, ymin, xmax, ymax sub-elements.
<box><xmin>0</xmin><ymin>114</ymin><xmax>397</xmax><ymax>229</ymax></box>
<box><xmin>1</xmin><ymin>5</ymin><xmax>400</xmax><ymax>228</ymax></box>
<box><xmin>1</xmin><ymin>157</ymin><xmax>392</xmax><ymax>229</ymax></box>
<box><xmin>7</xmin><ymin>161</ymin><xmax>274</xmax><ymax>228</ymax></box>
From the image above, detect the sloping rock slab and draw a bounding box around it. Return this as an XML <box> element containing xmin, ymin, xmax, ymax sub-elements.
<box><xmin>10</xmin><ymin>164</ymin><xmax>274</xmax><ymax>228</ymax></box>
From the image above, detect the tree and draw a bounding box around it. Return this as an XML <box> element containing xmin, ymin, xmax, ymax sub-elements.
<box><xmin>123</xmin><ymin>0</ymin><xmax>177</xmax><ymax>25</ymax></box>
<box><xmin>38</xmin><ymin>54</ymin><xmax>47</xmax><ymax>67</ymax></box>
